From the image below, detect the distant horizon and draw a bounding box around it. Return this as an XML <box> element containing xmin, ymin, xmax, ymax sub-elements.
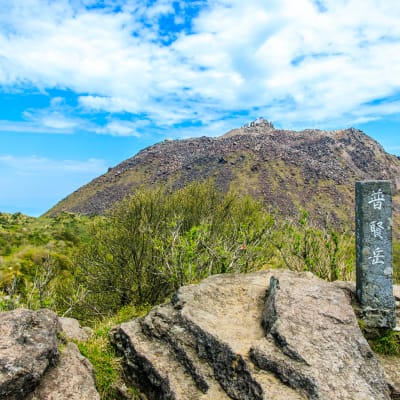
<box><xmin>1</xmin><ymin>0</ymin><xmax>399</xmax><ymax>216</ymax></box>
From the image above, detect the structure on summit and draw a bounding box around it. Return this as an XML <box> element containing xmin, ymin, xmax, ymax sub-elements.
<box><xmin>356</xmin><ymin>180</ymin><xmax>396</xmax><ymax>329</ymax></box>
<box><xmin>242</xmin><ymin>117</ymin><xmax>275</xmax><ymax>129</ymax></box>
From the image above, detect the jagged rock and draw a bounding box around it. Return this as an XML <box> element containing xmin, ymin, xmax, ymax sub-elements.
<box><xmin>251</xmin><ymin>272</ymin><xmax>389</xmax><ymax>399</ymax></box>
<box><xmin>111</xmin><ymin>270</ymin><xmax>392</xmax><ymax>399</ymax></box>
<box><xmin>0</xmin><ymin>309</ymin><xmax>60</xmax><ymax>399</ymax></box>
<box><xmin>59</xmin><ymin>317</ymin><xmax>92</xmax><ymax>342</ymax></box>
<box><xmin>0</xmin><ymin>309</ymin><xmax>100</xmax><ymax>400</ymax></box>
<box><xmin>27</xmin><ymin>342</ymin><xmax>100</xmax><ymax>400</ymax></box>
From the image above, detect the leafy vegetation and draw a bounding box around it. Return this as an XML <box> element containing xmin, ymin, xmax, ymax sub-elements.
<box><xmin>75</xmin><ymin>305</ymin><xmax>147</xmax><ymax>399</ymax></box>
<box><xmin>1</xmin><ymin>182</ymin><xmax>398</xmax><ymax>321</ymax></box>
<box><xmin>72</xmin><ymin>182</ymin><xmax>275</xmax><ymax>322</ymax></box>
<box><xmin>370</xmin><ymin>330</ymin><xmax>400</xmax><ymax>356</ymax></box>
<box><xmin>271</xmin><ymin>210</ymin><xmax>355</xmax><ymax>281</ymax></box>
<box><xmin>1</xmin><ymin>181</ymin><xmax>399</xmax><ymax>398</ymax></box>
<box><xmin>77</xmin><ymin>330</ymin><xmax>121</xmax><ymax>398</ymax></box>
<box><xmin>0</xmin><ymin>212</ymin><xmax>92</xmax><ymax>312</ymax></box>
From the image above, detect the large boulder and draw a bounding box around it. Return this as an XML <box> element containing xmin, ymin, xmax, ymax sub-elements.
<box><xmin>0</xmin><ymin>309</ymin><xmax>60</xmax><ymax>399</ymax></box>
<box><xmin>111</xmin><ymin>270</ymin><xmax>393</xmax><ymax>400</ymax></box>
<box><xmin>27</xmin><ymin>342</ymin><xmax>100</xmax><ymax>400</ymax></box>
<box><xmin>0</xmin><ymin>310</ymin><xmax>99</xmax><ymax>400</ymax></box>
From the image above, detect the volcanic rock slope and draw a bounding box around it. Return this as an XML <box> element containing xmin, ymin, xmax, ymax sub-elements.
<box><xmin>47</xmin><ymin>121</ymin><xmax>400</xmax><ymax>228</ymax></box>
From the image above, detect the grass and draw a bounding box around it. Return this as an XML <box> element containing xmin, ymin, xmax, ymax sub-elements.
<box><xmin>75</xmin><ymin>305</ymin><xmax>150</xmax><ymax>400</ymax></box>
<box><xmin>370</xmin><ymin>330</ymin><xmax>400</xmax><ymax>356</ymax></box>
<box><xmin>77</xmin><ymin>332</ymin><xmax>121</xmax><ymax>399</ymax></box>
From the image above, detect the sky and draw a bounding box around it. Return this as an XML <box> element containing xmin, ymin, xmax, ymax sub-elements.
<box><xmin>0</xmin><ymin>0</ymin><xmax>400</xmax><ymax>216</ymax></box>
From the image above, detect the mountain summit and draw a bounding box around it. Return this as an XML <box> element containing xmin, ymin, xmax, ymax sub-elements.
<box><xmin>47</xmin><ymin>121</ymin><xmax>400</xmax><ymax>229</ymax></box>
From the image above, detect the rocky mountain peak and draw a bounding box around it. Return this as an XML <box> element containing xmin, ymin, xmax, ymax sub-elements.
<box><xmin>223</xmin><ymin>117</ymin><xmax>276</xmax><ymax>137</ymax></box>
<box><xmin>46</xmin><ymin>123</ymin><xmax>400</xmax><ymax>231</ymax></box>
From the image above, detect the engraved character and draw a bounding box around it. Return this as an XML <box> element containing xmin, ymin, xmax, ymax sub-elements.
<box><xmin>368</xmin><ymin>247</ymin><xmax>385</xmax><ymax>265</ymax></box>
<box><xmin>368</xmin><ymin>189</ymin><xmax>385</xmax><ymax>210</ymax></box>
<box><xmin>370</xmin><ymin>221</ymin><xmax>384</xmax><ymax>239</ymax></box>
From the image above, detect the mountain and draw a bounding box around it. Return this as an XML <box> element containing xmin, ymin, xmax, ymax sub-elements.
<box><xmin>46</xmin><ymin>119</ymin><xmax>400</xmax><ymax>229</ymax></box>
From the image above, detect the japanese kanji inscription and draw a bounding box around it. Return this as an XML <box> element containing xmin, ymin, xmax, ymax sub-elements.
<box><xmin>355</xmin><ymin>180</ymin><xmax>396</xmax><ymax>329</ymax></box>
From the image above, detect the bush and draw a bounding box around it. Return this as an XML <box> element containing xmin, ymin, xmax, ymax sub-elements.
<box><xmin>73</xmin><ymin>181</ymin><xmax>274</xmax><ymax>321</ymax></box>
<box><xmin>0</xmin><ymin>213</ymin><xmax>92</xmax><ymax>312</ymax></box>
<box><xmin>271</xmin><ymin>210</ymin><xmax>355</xmax><ymax>281</ymax></box>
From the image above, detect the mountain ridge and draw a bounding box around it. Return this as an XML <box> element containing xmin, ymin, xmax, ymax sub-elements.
<box><xmin>46</xmin><ymin>121</ymin><xmax>400</xmax><ymax>230</ymax></box>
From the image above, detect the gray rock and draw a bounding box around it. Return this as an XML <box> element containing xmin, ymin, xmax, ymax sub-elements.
<box><xmin>27</xmin><ymin>342</ymin><xmax>100</xmax><ymax>400</ymax></box>
<box><xmin>0</xmin><ymin>309</ymin><xmax>60</xmax><ymax>399</ymax></box>
<box><xmin>112</xmin><ymin>270</ymin><xmax>392</xmax><ymax>399</ymax></box>
<box><xmin>252</xmin><ymin>271</ymin><xmax>390</xmax><ymax>400</ymax></box>
<box><xmin>0</xmin><ymin>309</ymin><xmax>100</xmax><ymax>400</ymax></box>
<box><xmin>375</xmin><ymin>354</ymin><xmax>400</xmax><ymax>399</ymax></box>
<box><xmin>58</xmin><ymin>317</ymin><xmax>92</xmax><ymax>342</ymax></box>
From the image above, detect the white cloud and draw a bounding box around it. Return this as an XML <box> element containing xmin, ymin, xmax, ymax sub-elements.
<box><xmin>0</xmin><ymin>108</ymin><xmax>86</xmax><ymax>134</ymax></box>
<box><xmin>79</xmin><ymin>95</ymin><xmax>140</xmax><ymax>113</ymax></box>
<box><xmin>0</xmin><ymin>120</ymin><xmax>52</xmax><ymax>133</ymax></box>
<box><xmin>0</xmin><ymin>155</ymin><xmax>107</xmax><ymax>175</ymax></box>
<box><xmin>95</xmin><ymin>120</ymin><xmax>143</xmax><ymax>136</ymax></box>
<box><xmin>0</xmin><ymin>103</ymin><xmax>150</xmax><ymax>137</ymax></box>
<box><xmin>0</xmin><ymin>0</ymin><xmax>400</xmax><ymax>132</ymax></box>
<box><xmin>36</xmin><ymin>112</ymin><xmax>79</xmax><ymax>130</ymax></box>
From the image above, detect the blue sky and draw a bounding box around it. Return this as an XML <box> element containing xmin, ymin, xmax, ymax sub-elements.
<box><xmin>0</xmin><ymin>0</ymin><xmax>400</xmax><ymax>216</ymax></box>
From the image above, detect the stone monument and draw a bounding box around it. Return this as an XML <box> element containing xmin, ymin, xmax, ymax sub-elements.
<box><xmin>355</xmin><ymin>180</ymin><xmax>396</xmax><ymax>329</ymax></box>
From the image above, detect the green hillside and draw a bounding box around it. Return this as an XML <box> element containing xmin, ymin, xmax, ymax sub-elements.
<box><xmin>2</xmin><ymin>181</ymin><xmax>400</xmax><ymax>323</ymax></box>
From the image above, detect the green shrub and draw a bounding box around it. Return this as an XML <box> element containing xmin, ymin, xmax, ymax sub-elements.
<box><xmin>77</xmin><ymin>330</ymin><xmax>121</xmax><ymax>399</ymax></box>
<box><xmin>73</xmin><ymin>181</ymin><xmax>275</xmax><ymax>320</ymax></box>
<box><xmin>0</xmin><ymin>213</ymin><xmax>92</xmax><ymax>313</ymax></box>
<box><xmin>272</xmin><ymin>211</ymin><xmax>355</xmax><ymax>281</ymax></box>
<box><xmin>370</xmin><ymin>330</ymin><xmax>400</xmax><ymax>356</ymax></box>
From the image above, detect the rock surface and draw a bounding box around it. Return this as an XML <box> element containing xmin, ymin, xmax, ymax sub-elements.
<box><xmin>111</xmin><ymin>270</ymin><xmax>393</xmax><ymax>400</ymax></box>
<box><xmin>27</xmin><ymin>342</ymin><xmax>100</xmax><ymax>400</ymax></box>
<box><xmin>59</xmin><ymin>317</ymin><xmax>92</xmax><ymax>342</ymax></box>
<box><xmin>0</xmin><ymin>310</ymin><xmax>99</xmax><ymax>400</ymax></box>
<box><xmin>0</xmin><ymin>309</ymin><xmax>60</xmax><ymax>399</ymax></box>
<box><xmin>375</xmin><ymin>354</ymin><xmax>400</xmax><ymax>399</ymax></box>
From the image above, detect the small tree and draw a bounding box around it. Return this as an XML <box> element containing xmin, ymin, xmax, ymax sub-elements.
<box><xmin>272</xmin><ymin>211</ymin><xmax>355</xmax><ymax>281</ymax></box>
<box><xmin>74</xmin><ymin>181</ymin><xmax>274</xmax><ymax>320</ymax></box>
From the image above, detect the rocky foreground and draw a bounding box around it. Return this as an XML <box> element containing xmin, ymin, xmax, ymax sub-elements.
<box><xmin>111</xmin><ymin>270</ymin><xmax>400</xmax><ymax>399</ymax></box>
<box><xmin>1</xmin><ymin>270</ymin><xmax>399</xmax><ymax>399</ymax></box>
<box><xmin>0</xmin><ymin>309</ymin><xmax>99</xmax><ymax>400</ymax></box>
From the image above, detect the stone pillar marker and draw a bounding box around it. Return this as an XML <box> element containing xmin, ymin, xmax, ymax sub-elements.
<box><xmin>356</xmin><ymin>180</ymin><xmax>396</xmax><ymax>329</ymax></box>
